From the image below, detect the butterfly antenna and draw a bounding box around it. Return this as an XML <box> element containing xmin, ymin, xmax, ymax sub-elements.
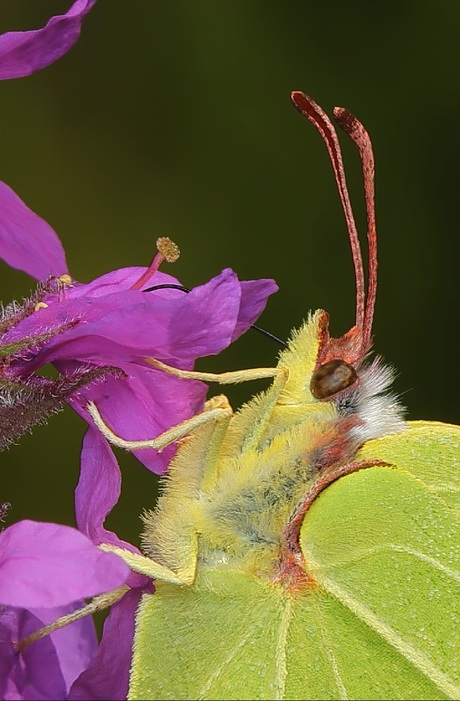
<box><xmin>290</xmin><ymin>92</ymin><xmax>366</xmax><ymax>334</ymax></box>
<box><xmin>333</xmin><ymin>107</ymin><xmax>377</xmax><ymax>353</ymax></box>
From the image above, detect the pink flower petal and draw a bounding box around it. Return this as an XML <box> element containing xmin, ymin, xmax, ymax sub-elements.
<box><xmin>0</xmin><ymin>182</ymin><xmax>68</xmax><ymax>279</ymax></box>
<box><xmin>0</xmin><ymin>0</ymin><xmax>97</xmax><ymax>80</ymax></box>
<box><xmin>75</xmin><ymin>425</ymin><xmax>154</xmax><ymax>589</ymax></box>
<box><xmin>232</xmin><ymin>278</ymin><xmax>279</xmax><ymax>341</ymax></box>
<box><xmin>0</xmin><ymin>602</ymin><xmax>97</xmax><ymax>700</ymax></box>
<box><xmin>74</xmin><ymin>428</ymin><xmax>125</xmax><ymax>548</ymax></box>
<box><xmin>0</xmin><ymin>520</ymin><xmax>129</xmax><ymax>608</ymax></box>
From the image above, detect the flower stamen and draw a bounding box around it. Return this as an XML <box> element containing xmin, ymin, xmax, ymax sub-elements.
<box><xmin>131</xmin><ymin>237</ymin><xmax>180</xmax><ymax>291</ymax></box>
<box><xmin>58</xmin><ymin>274</ymin><xmax>73</xmax><ymax>286</ymax></box>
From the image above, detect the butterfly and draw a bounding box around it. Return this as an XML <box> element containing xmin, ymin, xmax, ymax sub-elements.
<box><xmin>89</xmin><ymin>92</ymin><xmax>460</xmax><ymax>700</ymax></box>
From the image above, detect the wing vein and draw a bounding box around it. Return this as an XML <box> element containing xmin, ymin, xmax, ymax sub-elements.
<box><xmin>323</xmin><ymin>545</ymin><xmax>460</xmax><ymax>583</ymax></box>
<box><xmin>318</xmin><ymin>574</ymin><xmax>460</xmax><ymax>699</ymax></box>
<box><xmin>274</xmin><ymin>598</ymin><xmax>292</xmax><ymax>700</ymax></box>
<box><xmin>197</xmin><ymin>626</ymin><xmax>257</xmax><ymax>699</ymax></box>
<box><xmin>314</xmin><ymin>596</ymin><xmax>349</xmax><ymax>699</ymax></box>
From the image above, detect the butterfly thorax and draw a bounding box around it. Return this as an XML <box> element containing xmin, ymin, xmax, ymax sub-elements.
<box><xmin>142</xmin><ymin>311</ymin><xmax>405</xmax><ymax>588</ymax></box>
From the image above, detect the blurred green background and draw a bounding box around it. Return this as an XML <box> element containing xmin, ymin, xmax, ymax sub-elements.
<box><xmin>1</xmin><ymin>1</ymin><xmax>459</xmax><ymax>549</ymax></box>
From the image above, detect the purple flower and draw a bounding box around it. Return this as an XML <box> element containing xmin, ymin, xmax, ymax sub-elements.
<box><xmin>0</xmin><ymin>519</ymin><xmax>130</xmax><ymax>699</ymax></box>
<box><xmin>0</xmin><ymin>181</ymin><xmax>277</xmax><ymax>558</ymax></box>
<box><xmin>0</xmin><ymin>182</ymin><xmax>277</xmax><ymax>472</ymax></box>
<box><xmin>0</xmin><ymin>0</ymin><xmax>97</xmax><ymax>80</ymax></box>
<box><xmin>65</xmin><ymin>436</ymin><xmax>158</xmax><ymax>700</ymax></box>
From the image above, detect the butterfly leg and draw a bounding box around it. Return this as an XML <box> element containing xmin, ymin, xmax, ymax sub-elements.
<box><xmin>141</xmin><ymin>401</ymin><xmax>237</xmax><ymax>583</ymax></box>
<box><xmin>146</xmin><ymin>358</ymin><xmax>290</xmax><ymax>453</ymax></box>
<box><xmin>97</xmin><ymin>543</ymin><xmax>191</xmax><ymax>585</ymax></box>
<box><xmin>88</xmin><ymin>396</ymin><xmax>236</xmax><ymax>585</ymax></box>
<box><xmin>16</xmin><ymin>584</ymin><xmax>130</xmax><ymax>653</ymax></box>
<box><xmin>147</xmin><ymin>358</ymin><xmax>289</xmax><ymax>452</ymax></box>
<box><xmin>86</xmin><ymin>394</ymin><xmax>233</xmax><ymax>452</ymax></box>
<box><xmin>146</xmin><ymin>357</ymin><xmax>280</xmax><ymax>385</ymax></box>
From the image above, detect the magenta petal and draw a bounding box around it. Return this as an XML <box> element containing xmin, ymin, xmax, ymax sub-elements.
<box><xmin>165</xmin><ymin>268</ymin><xmax>244</xmax><ymax>358</ymax></box>
<box><xmin>69</xmin><ymin>589</ymin><xmax>142</xmax><ymax>700</ymax></box>
<box><xmin>42</xmin><ymin>270</ymin><xmax>243</xmax><ymax>362</ymax></box>
<box><xmin>51</xmin><ymin>268</ymin><xmax>243</xmax><ymax>362</ymax></box>
<box><xmin>3</xmin><ymin>268</ymin><xmax>276</xmax><ymax>368</ymax></box>
<box><xmin>231</xmin><ymin>278</ymin><xmax>279</xmax><ymax>341</ymax></box>
<box><xmin>75</xmin><ymin>424</ymin><xmax>154</xmax><ymax>588</ymax></box>
<box><xmin>165</xmin><ymin>269</ymin><xmax>278</xmax><ymax>358</ymax></box>
<box><xmin>5</xmin><ymin>290</ymin><xmax>181</xmax><ymax>366</ymax></box>
<box><xmin>0</xmin><ymin>182</ymin><xmax>68</xmax><ymax>279</ymax></box>
<box><xmin>0</xmin><ymin>0</ymin><xmax>97</xmax><ymax>80</ymax></box>
<box><xmin>75</xmin><ymin>425</ymin><xmax>151</xmax><ymax>569</ymax></box>
<box><xmin>0</xmin><ymin>602</ymin><xmax>97</xmax><ymax>700</ymax></box>
<box><xmin>66</xmin><ymin>267</ymin><xmax>180</xmax><ymax>298</ymax></box>
<box><xmin>31</xmin><ymin>603</ymin><xmax>98</xmax><ymax>695</ymax></box>
<box><xmin>0</xmin><ymin>520</ymin><xmax>129</xmax><ymax>608</ymax></box>
<box><xmin>74</xmin><ymin>427</ymin><xmax>125</xmax><ymax>548</ymax></box>
<box><xmin>1</xmin><ymin>608</ymin><xmax>67</xmax><ymax>700</ymax></box>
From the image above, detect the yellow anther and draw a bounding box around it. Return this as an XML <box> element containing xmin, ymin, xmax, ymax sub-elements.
<box><xmin>156</xmin><ymin>237</ymin><xmax>180</xmax><ymax>263</ymax></box>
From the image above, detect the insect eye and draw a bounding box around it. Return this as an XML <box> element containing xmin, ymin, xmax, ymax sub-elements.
<box><xmin>310</xmin><ymin>359</ymin><xmax>358</xmax><ymax>400</ymax></box>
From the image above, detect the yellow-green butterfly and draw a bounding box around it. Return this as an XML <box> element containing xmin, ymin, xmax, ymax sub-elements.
<box><xmin>90</xmin><ymin>92</ymin><xmax>460</xmax><ymax>700</ymax></box>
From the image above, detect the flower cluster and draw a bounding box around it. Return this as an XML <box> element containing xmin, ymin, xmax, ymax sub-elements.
<box><xmin>0</xmin><ymin>4</ymin><xmax>278</xmax><ymax>698</ymax></box>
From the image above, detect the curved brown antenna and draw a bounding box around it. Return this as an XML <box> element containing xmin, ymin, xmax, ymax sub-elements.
<box><xmin>333</xmin><ymin>107</ymin><xmax>377</xmax><ymax>353</ymax></box>
<box><xmin>290</xmin><ymin>91</ymin><xmax>378</xmax><ymax>364</ymax></box>
<box><xmin>290</xmin><ymin>91</ymin><xmax>366</xmax><ymax>333</ymax></box>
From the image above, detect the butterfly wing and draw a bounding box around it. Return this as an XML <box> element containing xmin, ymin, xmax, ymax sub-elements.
<box><xmin>299</xmin><ymin>421</ymin><xmax>460</xmax><ymax>699</ymax></box>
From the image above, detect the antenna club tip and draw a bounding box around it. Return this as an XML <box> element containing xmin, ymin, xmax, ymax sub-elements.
<box><xmin>290</xmin><ymin>91</ymin><xmax>309</xmax><ymax>109</ymax></box>
<box><xmin>156</xmin><ymin>237</ymin><xmax>180</xmax><ymax>263</ymax></box>
<box><xmin>333</xmin><ymin>107</ymin><xmax>371</xmax><ymax>145</ymax></box>
<box><xmin>333</xmin><ymin>106</ymin><xmax>354</xmax><ymax>128</ymax></box>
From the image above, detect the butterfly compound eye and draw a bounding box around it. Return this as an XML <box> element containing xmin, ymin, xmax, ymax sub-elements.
<box><xmin>310</xmin><ymin>359</ymin><xmax>358</xmax><ymax>400</ymax></box>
